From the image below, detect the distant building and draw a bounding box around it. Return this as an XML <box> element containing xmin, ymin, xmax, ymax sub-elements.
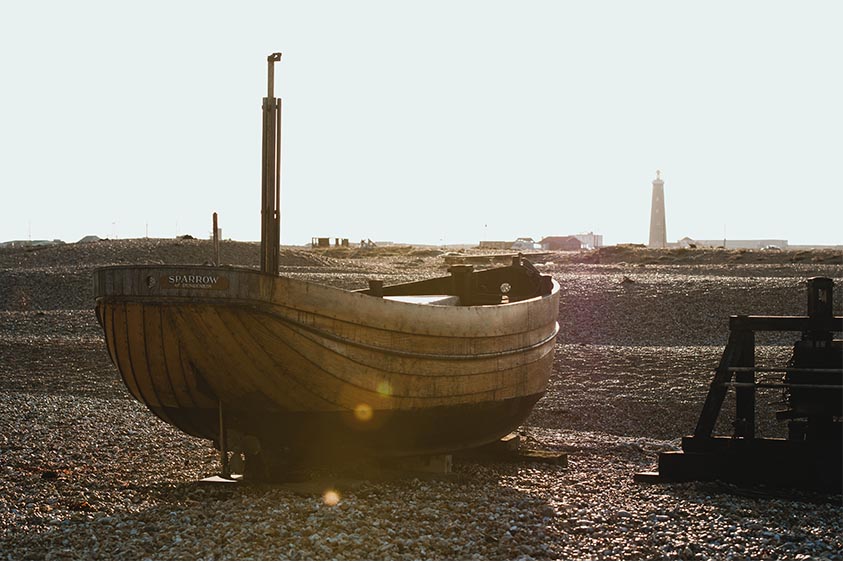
<box><xmin>540</xmin><ymin>236</ymin><xmax>582</xmax><ymax>251</ymax></box>
<box><xmin>574</xmin><ymin>232</ymin><xmax>603</xmax><ymax>249</ymax></box>
<box><xmin>0</xmin><ymin>239</ymin><xmax>65</xmax><ymax>249</ymax></box>
<box><xmin>512</xmin><ymin>237</ymin><xmax>538</xmax><ymax>250</ymax></box>
<box><xmin>678</xmin><ymin>238</ymin><xmax>789</xmax><ymax>250</ymax></box>
<box><xmin>310</xmin><ymin>237</ymin><xmax>349</xmax><ymax>248</ymax></box>
<box><xmin>478</xmin><ymin>238</ymin><xmax>539</xmax><ymax>250</ymax></box>
<box><xmin>480</xmin><ymin>235</ymin><xmax>593</xmax><ymax>251</ymax></box>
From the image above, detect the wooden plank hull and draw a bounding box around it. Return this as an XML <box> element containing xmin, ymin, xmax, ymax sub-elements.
<box><xmin>94</xmin><ymin>265</ymin><xmax>559</xmax><ymax>457</ymax></box>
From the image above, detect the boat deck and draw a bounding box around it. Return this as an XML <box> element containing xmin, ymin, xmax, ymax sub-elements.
<box><xmin>383</xmin><ymin>295</ymin><xmax>460</xmax><ymax>306</ymax></box>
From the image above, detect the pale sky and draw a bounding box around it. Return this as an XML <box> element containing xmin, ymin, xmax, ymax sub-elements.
<box><xmin>1</xmin><ymin>1</ymin><xmax>841</xmax><ymax>247</ymax></box>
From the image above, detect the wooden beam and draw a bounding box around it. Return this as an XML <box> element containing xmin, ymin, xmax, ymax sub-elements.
<box><xmin>694</xmin><ymin>329</ymin><xmax>754</xmax><ymax>438</ymax></box>
<box><xmin>729</xmin><ymin>315</ymin><xmax>843</xmax><ymax>332</ymax></box>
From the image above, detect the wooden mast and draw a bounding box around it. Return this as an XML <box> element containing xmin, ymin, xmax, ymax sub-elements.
<box><xmin>260</xmin><ymin>53</ymin><xmax>283</xmax><ymax>274</ymax></box>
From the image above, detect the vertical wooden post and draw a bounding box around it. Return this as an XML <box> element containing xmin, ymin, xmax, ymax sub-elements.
<box><xmin>693</xmin><ymin>323</ymin><xmax>756</xmax><ymax>438</ymax></box>
<box><xmin>219</xmin><ymin>401</ymin><xmax>230</xmax><ymax>479</ymax></box>
<box><xmin>806</xmin><ymin>277</ymin><xmax>834</xmax><ymax>345</ymax></box>
<box><xmin>448</xmin><ymin>265</ymin><xmax>474</xmax><ymax>305</ymax></box>
<box><xmin>275</xmin><ymin>98</ymin><xmax>282</xmax><ymax>257</ymax></box>
<box><xmin>260</xmin><ymin>53</ymin><xmax>283</xmax><ymax>275</ymax></box>
<box><xmin>212</xmin><ymin>212</ymin><xmax>220</xmax><ymax>266</ymax></box>
<box><xmin>368</xmin><ymin>279</ymin><xmax>384</xmax><ymax>297</ymax></box>
<box><xmin>733</xmin><ymin>329</ymin><xmax>756</xmax><ymax>438</ymax></box>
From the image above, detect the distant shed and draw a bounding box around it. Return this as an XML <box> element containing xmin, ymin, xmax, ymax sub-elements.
<box><xmin>540</xmin><ymin>236</ymin><xmax>582</xmax><ymax>251</ymax></box>
<box><xmin>311</xmin><ymin>237</ymin><xmax>349</xmax><ymax>248</ymax></box>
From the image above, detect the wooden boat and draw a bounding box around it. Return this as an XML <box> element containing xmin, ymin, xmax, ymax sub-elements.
<box><xmin>94</xmin><ymin>260</ymin><xmax>559</xmax><ymax>459</ymax></box>
<box><xmin>93</xmin><ymin>54</ymin><xmax>559</xmax><ymax>469</ymax></box>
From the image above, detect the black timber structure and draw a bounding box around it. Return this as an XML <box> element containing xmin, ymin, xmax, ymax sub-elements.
<box><xmin>636</xmin><ymin>277</ymin><xmax>843</xmax><ymax>492</ymax></box>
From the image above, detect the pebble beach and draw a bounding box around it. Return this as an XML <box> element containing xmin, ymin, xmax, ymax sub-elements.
<box><xmin>1</xmin><ymin>239</ymin><xmax>841</xmax><ymax>560</ymax></box>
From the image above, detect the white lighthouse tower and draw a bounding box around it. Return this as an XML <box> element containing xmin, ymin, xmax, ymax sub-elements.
<box><xmin>648</xmin><ymin>170</ymin><xmax>667</xmax><ymax>248</ymax></box>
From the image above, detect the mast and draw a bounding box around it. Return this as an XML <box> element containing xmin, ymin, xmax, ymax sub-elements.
<box><xmin>260</xmin><ymin>53</ymin><xmax>283</xmax><ymax>274</ymax></box>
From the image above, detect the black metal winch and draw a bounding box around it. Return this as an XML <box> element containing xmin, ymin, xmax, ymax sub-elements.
<box><xmin>636</xmin><ymin>277</ymin><xmax>843</xmax><ymax>492</ymax></box>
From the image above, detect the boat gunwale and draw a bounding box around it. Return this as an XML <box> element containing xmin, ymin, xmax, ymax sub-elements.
<box><xmin>92</xmin><ymin>263</ymin><xmax>559</xmax><ymax>309</ymax></box>
<box><xmin>94</xmin><ymin>264</ymin><xmax>560</xmax><ymax>338</ymax></box>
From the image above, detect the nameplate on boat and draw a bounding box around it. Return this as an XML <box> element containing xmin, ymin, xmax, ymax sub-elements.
<box><xmin>160</xmin><ymin>274</ymin><xmax>230</xmax><ymax>290</ymax></box>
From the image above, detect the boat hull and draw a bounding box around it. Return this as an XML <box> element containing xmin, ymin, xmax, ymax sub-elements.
<box><xmin>148</xmin><ymin>393</ymin><xmax>543</xmax><ymax>459</ymax></box>
<box><xmin>94</xmin><ymin>265</ymin><xmax>559</xmax><ymax>457</ymax></box>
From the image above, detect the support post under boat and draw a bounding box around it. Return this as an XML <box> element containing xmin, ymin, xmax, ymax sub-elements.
<box><xmin>218</xmin><ymin>400</ymin><xmax>230</xmax><ymax>479</ymax></box>
<box><xmin>201</xmin><ymin>400</ymin><xmax>240</xmax><ymax>483</ymax></box>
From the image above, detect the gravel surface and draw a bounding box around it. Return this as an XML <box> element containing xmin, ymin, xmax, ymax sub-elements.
<box><xmin>1</xmin><ymin>239</ymin><xmax>841</xmax><ymax>560</ymax></box>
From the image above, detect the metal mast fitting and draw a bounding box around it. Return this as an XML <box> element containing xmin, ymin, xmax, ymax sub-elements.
<box><xmin>260</xmin><ymin>52</ymin><xmax>283</xmax><ymax>274</ymax></box>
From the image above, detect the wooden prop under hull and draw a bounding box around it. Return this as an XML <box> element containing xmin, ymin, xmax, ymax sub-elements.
<box><xmin>94</xmin><ymin>263</ymin><xmax>559</xmax><ymax>457</ymax></box>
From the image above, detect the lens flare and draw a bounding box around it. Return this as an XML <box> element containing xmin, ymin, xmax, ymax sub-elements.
<box><xmin>354</xmin><ymin>403</ymin><xmax>373</xmax><ymax>421</ymax></box>
<box><xmin>322</xmin><ymin>489</ymin><xmax>340</xmax><ymax>506</ymax></box>
<box><xmin>376</xmin><ymin>381</ymin><xmax>393</xmax><ymax>396</ymax></box>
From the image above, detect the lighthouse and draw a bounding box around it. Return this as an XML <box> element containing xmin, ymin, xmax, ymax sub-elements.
<box><xmin>648</xmin><ymin>170</ymin><xmax>667</xmax><ymax>248</ymax></box>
